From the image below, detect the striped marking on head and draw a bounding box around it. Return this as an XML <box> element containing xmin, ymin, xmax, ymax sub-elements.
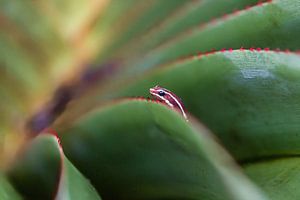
<box><xmin>149</xmin><ymin>89</ymin><xmax>174</xmax><ymax>107</ymax></box>
<box><xmin>150</xmin><ymin>87</ymin><xmax>188</xmax><ymax>121</ymax></box>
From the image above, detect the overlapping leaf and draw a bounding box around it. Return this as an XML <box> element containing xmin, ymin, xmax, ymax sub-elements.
<box><xmin>126</xmin><ymin>0</ymin><xmax>300</xmax><ymax>75</ymax></box>
<box><xmin>8</xmin><ymin>134</ymin><xmax>101</xmax><ymax>200</ymax></box>
<box><xmin>113</xmin><ymin>0</ymin><xmax>259</xmax><ymax>60</ymax></box>
<box><xmin>245</xmin><ymin>157</ymin><xmax>300</xmax><ymax>200</ymax></box>
<box><xmin>0</xmin><ymin>173</ymin><xmax>21</xmax><ymax>200</ymax></box>
<box><xmin>115</xmin><ymin>50</ymin><xmax>300</xmax><ymax>161</ymax></box>
<box><xmin>59</xmin><ymin>100</ymin><xmax>267</xmax><ymax>200</ymax></box>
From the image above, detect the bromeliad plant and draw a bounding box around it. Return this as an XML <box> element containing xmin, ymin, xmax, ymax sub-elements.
<box><xmin>1</xmin><ymin>0</ymin><xmax>300</xmax><ymax>199</ymax></box>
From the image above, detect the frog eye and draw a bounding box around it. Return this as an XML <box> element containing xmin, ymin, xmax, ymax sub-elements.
<box><xmin>158</xmin><ymin>90</ymin><xmax>165</xmax><ymax>96</ymax></box>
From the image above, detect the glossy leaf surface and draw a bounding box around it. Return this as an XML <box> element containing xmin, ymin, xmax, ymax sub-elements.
<box><xmin>116</xmin><ymin>50</ymin><xmax>300</xmax><ymax>161</ymax></box>
<box><xmin>60</xmin><ymin>100</ymin><xmax>267</xmax><ymax>200</ymax></box>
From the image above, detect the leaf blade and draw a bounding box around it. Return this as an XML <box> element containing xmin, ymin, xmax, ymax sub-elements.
<box><xmin>60</xmin><ymin>99</ymin><xmax>267</xmax><ymax>200</ymax></box>
<box><xmin>115</xmin><ymin>50</ymin><xmax>300</xmax><ymax>161</ymax></box>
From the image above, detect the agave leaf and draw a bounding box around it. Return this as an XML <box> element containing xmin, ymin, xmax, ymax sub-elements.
<box><xmin>0</xmin><ymin>173</ymin><xmax>22</xmax><ymax>200</ymax></box>
<box><xmin>97</xmin><ymin>0</ymin><xmax>189</xmax><ymax>62</ymax></box>
<box><xmin>113</xmin><ymin>50</ymin><xmax>300</xmax><ymax>161</ymax></box>
<box><xmin>92</xmin><ymin>0</ymin><xmax>139</xmax><ymax>34</ymax></box>
<box><xmin>8</xmin><ymin>134</ymin><xmax>60</xmax><ymax>199</ymax></box>
<box><xmin>8</xmin><ymin>134</ymin><xmax>101</xmax><ymax>200</ymax></box>
<box><xmin>244</xmin><ymin>157</ymin><xmax>300</xmax><ymax>200</ymax></box>
<box><xmin>59</xmin><ymin>100</ymin><xmax>267</xmax><ymax>200</ymax></box>
<box><xmin>116</xmin><ymin>0</ymin><xmax>259</xmax><ymax>59</ymax></box>
<box><xmin>87</xmin><ymin>0</ymin><xmax>138</xmax><ymax>53</ymax></box>
<box><xmin>128</xmin><ymin>0</ymin><xmax>300</xmax><ymax>74</ymax></box>
<box><xmin>55</xmin><ymin>155</ymin><xmax>102</xmax><ymax>200</ymax></box>
<box><xmin>54</xmin><ymin>134</ymin><xmax>102</xmax><ymax>200</ymax></box>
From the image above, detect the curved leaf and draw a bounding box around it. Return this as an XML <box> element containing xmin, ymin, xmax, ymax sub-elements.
<box><xmin>53</xmin><ymin>133</ymin><xmax>102</xmax><ymax>200</ymax></box>
<box><xmin>88</xmin><ymin>0</ymin><xmax>138</xmax><ymax>52</ymax></box>
<box><xmin>8</xmin><ymin>134</ymin><xmax>101</xmax><ymax>200</ymax></box>
<box><xmin>115</xmin><ymin>50</ymin><xmax>300</xmax><ymax>161</ymax></box>
<box><xmin>0</xmin><ymin>174</ymin><xmax>22</xmax><ymax>200</ymax></box>
<box><xmin>59</xmin><ymin>100</ymin><xmax>267</xmax><ymax>200</ymax></box>
<box><xmin>97</xmin><ymin>0</ymin><xmax>189</xmax><ymax>62</ymax></box>
<box><xmin>244</xmin><ymin>157</ymin><xmax>300</xmax><ymax>200</ymax></box>
<box><xmin>128</xmin><ymin>0</ymin><xmax>300</xmax><ymax>74</ymax></box>
<box><xmin>55</xmin><ymin>155</ymin><xmax>102</xmax><ymax>200</ymax></box>
<box><xmin>8</xmin><ymin>134</ymin><xmax>60</xmax><ymax>199</ymax></box>
<box><xmin>116</xmin><ymin>0</ymin><xmax>259</xmax><ymax>59</ymax></box>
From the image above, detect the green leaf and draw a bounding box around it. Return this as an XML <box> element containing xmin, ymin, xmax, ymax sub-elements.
<box><xmin>91</xmin><ymin>0</ymin><xmax>138</xmax><ymax>39</ymax></box>
<box><xmin>8</xmin><ymin>134</ymin><xmax>101</xmax><ymax>200</ymax></box>
<box><xmin>97</xmin><ymin>0</ymin><xmax>189</xmax><ymax>62</ymax></box>
<box><xmin>8</xmin><ymin>134</ymin><xmax>61</xmax><ymax>200</ymax></box>
<box><xmin>117</xmin><ymin>0</ymin><xmax>259</xmax><ymax>59</ymax></box>
<box><xmin>56</xmin><ymin>155</ymin><xmax>102</xmax><ymax>200</ymax></box>
<box><xmin>244</xmin><ymin>157</ymin><xmax>300</xmax><ymax>200</ymax></box>
<box><xmin>115</xmin><ymin>50</ymin><xmax>300</xmax><ymax>161</ymax></box>
<box><xmin>128</xmin><ymin>0</ymin><xmax>300</xmax><ymax>74</ymax></box>
<box><xmin>60</xmin><ymin>100</ymin><xmax>267</xmax><ymax>200</ymax></box>
<box><xmin>0</xmin><ymin>174</ymin><xmax>22</xmax><ymax>200</ymax></box>
<box><xmin>54</xmin><ymin>134</ymin><xmax>102</xmax><ymax>200</ymax></box>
